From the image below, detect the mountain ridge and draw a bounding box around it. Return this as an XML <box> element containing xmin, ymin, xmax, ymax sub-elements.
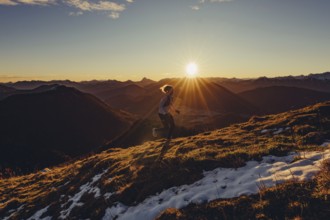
<box><xmin>1</xmin><ymin>101</ymin><xmax>329</xmax><ymax>219</ymax></box>
<box><xmin>239</xmin><ymin>85</ymin><xmax>330</xmax><ymax>114</ymax></box>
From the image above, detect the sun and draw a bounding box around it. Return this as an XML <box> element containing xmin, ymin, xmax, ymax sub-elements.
<box><xmin>185</xmin><ymin>62</ymin><xmax>198</xmax><ymax>78</ymax></box>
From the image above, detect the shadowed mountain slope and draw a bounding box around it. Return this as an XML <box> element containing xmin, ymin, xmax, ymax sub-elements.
<box><xmin>174</xmin><ymin>78</ymin><xmax>256</xmax><ymax>114</ymax></box>
<box><xmin>100</xmin><ymin>78</ymin><xmax>257</xmax><ymax>116</ymax></box>
<box><xmin>0</xmin><ymin>84</ymin><xmax>16</xmax><ymax>93</ymax></box>
<box><xmin>0</xmin><ymin>84</ymin><xmax>65</xmax><ymax>101</ymax></box>
<box><xmin>0</xmin><ymin>85</ymin><xmax>17</xmax><ymax>100</ymax></box>
<box><xmin>239</xmin><ymin>86</ymin><xmax>330</xmax><ymax>114</ymax></box>
<box><xmin>0</xmin><ymin>85</ymin><xmax>133</xmax><ymax>173</ymax></box>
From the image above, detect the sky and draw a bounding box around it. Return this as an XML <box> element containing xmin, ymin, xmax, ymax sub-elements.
<box><xmin>0</xmin><ymin>0</ymin><xmax>330</xmax><ymax>82</ymax></box>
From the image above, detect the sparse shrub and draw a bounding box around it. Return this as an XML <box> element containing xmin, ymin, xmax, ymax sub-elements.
<box><xmin>175</xmin><ymin>143</ymin><xmax>197</xmax><ymax>155</ymax></box>
<box><xmin>316</xmin><ymin>159</ymin><xmax>330</xmax><ymax>193</ymax></box>
<box><xmin>223</xmin><ymin>140</ymin><xmax>234</xmax><ymax>147</ymax></box>
<box><xmin>267</xmin><ymin>144</ymin><xmax>291</xmax><ymax>156</ymax></box>
<box><xmin>0</xmin><ymin>167</ymin><xmax>17</xmax><ymax>179</ymax></box>
<box><xmin>288</xmin><ymin>113</ymin><xmax>318</xmax><ymax>126</ymax></box>
<box><xmin>249</xmin><ymin>115</ymin><xmax>267</xmax><ymax>122</ymax></box>
<box><xmin>241</xmin><ymin>124</ymin><xmax>255</xmax><ymax>131</ymax></box>
<box><xmin>157</xmin><ymin>208</ymin><xmax>183</xmax><ymax>219</ymax></box>
<box><xmin>202</xmin><ymin>150</ymin><xmax>218</xmax><ymax>159</ymax></box>
<box><xmin>222</xmin><ymin>153</ymin><xmax>247</xmax><ymax>168</ymax></box>
<box><xmin>316</xmin><ymin>104</ymin><xmax>330</xmax><ymax>116</ymax></box>
<box><xmin>292</xmin><ymin>155</ymin><xmax>303</xmax><ymax>163</ymax></box>
<box><xmin>300</xmin><ymin>132</ymin><xmax>324</xmax><ymax>145</ymax></box>
<box><xmin>293</xmin><ymin>124</ymin><xmax>316</xmax><ymax>136</ymax></box>
<box><xmin>195</xmin><ymin>140</ymin><xmax>204</xmax><ymax>147</ymax></box>
<box><xmin>205</xmin><ymin>138</ymin><xmax>223</xmax><ymax>145</ymax></box>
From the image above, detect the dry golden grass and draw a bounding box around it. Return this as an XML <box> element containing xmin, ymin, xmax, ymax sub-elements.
<box><xmin>1</xmin><ymin>101</ymin><xmax>329</xmax><ymax>219</ymax></box>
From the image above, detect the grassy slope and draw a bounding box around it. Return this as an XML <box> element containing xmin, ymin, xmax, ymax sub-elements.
<box><xmin>157</xmin><ymin>160</ymin><xmax>330</xmax><ymax>220</ymax></box>
<box><xmin>0</xmin><ymin>101</ymin><xmax>329</xmax><ymax>219</ymax></box>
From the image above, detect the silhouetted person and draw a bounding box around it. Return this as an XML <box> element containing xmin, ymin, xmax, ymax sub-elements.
<box><xmin>153</xmin><ymin>85</ymin><xmax>180</xmax><ymax>141</ymax></box>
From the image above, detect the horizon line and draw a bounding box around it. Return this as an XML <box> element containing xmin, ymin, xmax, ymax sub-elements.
<box><xmin>1</xmin><ymin>71</ymin><xmax>330</xmax><ymax>84</ymax></box>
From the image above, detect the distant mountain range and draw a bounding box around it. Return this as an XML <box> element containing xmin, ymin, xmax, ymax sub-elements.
<box><xmin>0</xmin><ymin>85</ymin><xmax>17</xmax><ymax>100</ymax></box>
<box><xmin>0</xmin><ymin>84</ymin><xmax>64</xmax><ymax>101</ymax></box>
<box><xmin>1</xmin><ymin>72</ymin><xmax>330</xmax><ymax>122</ymax></box>
<box><xmin>2</xmin><ymin>71</ymin><xmax>329</xmax><ymax>92</ymax></box>
<box><xmin>217</xmin><ymin>72</ymin><xmax>330</xmax><ymax>93</ymax></box>
<box><xmin>281</xmin><ymin>72</ymin><xmax>330</xmax><ymax>80</ymax></box>
<box><xmin>239</xmin><ymin>86</ymin><xmax>330</xmax><ymax>114</ymax></box>
<box><xmin>0</xmin><ymin>85</ymin><xmax>133</xmax><ymax>173</ymax></box>
<box><xmin>0</xmin><ymin>84</ymin><xmax>16</xmax><ymax>93</ymax></box>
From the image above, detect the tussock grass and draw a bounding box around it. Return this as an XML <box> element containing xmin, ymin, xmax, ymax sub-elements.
<box><xmin>0</xmin><ymin>101</ymin><xmax>329</xmax><ymax>219</ymax></box>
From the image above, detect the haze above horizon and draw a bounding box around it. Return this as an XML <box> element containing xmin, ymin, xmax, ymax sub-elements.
<box><xmin>1</xmin><ymin>0</ymin><xmax>330</xmax><ymax>82</ymax></box>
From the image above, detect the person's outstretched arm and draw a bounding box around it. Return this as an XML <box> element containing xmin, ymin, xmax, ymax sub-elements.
<box><xmin>169</xmin><ymin>99</ymin><xmax>180</xmax><ymax>114</ymax></box>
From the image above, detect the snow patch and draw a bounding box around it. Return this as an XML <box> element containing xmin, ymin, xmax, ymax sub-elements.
<box><xmin>103</xmin><ymin>203</ymin><xmax>128</xmax><ymax>220</ymax></box>
<box><xmin>104</xmin><ymin>192</ymin><xmax>114</xmax><ymax>199</ymax></box>
<box><xmin>91</xmin><ymin>187</ymin><xmax>101</xmax><ymax>198</ymax></box>
<box><xmin>321</xmin><ymin>141</ymin><xmax>330</xmax><ymax>147</ymax></box>
<box><xmin>3</xmin><ymin>205</ymin><xmax>25</xmax><ymax>220</ymax></box>
<box><xmin>27</xmin><ymin>206</ymin><xmax>50</xmax><ymax>220</ymax></box>
<box><xmin>59</xmin><ymin>169</ymin><xmax>108</xmax><ymax>219</ymax></box>
<box><xmin>261</xmin><ymin>127</ymin><xmax>290</xmax><ymax>135</ymax></box>
<box><xmin>105</xmin><ymin>150</ymin><xmax>330</xmax><ymax>220</ymax></box>
<box><xmin>260</xmin><ymin>129</ymin><xmax>269</xmax><ymax>134</ymax></box>
<box><xmin>41</xmin><ymin>168</ymin><xmax>52</xmax><ymax>173</ymax></box>
<box><xmin>273</xmin><ymin>128</ymin><xmax>284</xmax><ymax>135</ymax></box>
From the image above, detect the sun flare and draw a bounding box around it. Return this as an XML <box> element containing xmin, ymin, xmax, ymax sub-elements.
<box><xmin>185</xmin><ymin>62</ymin><xmax>198</xmax><ymax>78</ymax></box>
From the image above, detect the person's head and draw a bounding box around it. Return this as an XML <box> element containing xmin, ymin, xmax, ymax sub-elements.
<box><xmin>160</xmin><ymin>85</ymin><xmax>173</xmax><ymax>95</ymax></box>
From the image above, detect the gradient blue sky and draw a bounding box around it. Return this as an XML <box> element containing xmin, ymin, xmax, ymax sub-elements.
<box><xmin>1</xmin><ymin>0</ymin><xmax>330</xmax><ymax>82</ymax></box>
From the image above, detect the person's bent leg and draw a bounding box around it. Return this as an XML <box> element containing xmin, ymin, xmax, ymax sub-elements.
<box><xmin>155</xmin><ymin>113</ymin><xmax>170</xmax><ymax>137</ymax></box>
<box><xmin>159</xmin><ymin>113</ymin><xmax>169</xmax><ymax>128</ymax></box>
<box><xmin>166</xmin><ymin>113</ymin><xmax>175</xmax><ymax>140</ymax></box>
